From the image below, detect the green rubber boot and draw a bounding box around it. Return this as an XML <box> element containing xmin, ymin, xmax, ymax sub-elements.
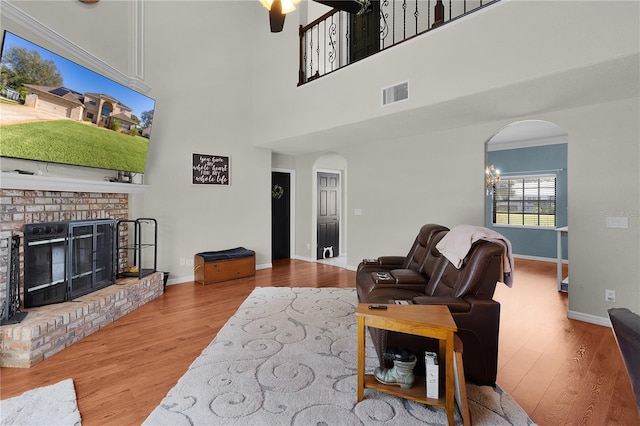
<box><xmin>373</xmin><ymin>355</ymin><xmax>417</xmax><ymax>389</ymax></box>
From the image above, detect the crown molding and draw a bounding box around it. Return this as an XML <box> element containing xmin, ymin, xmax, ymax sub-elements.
<box><xmin>487</xmin><ymin>134</ymin><xmax>568</xmax><ymax>152</ymax></box>
<box><xmin>1</xmin><ymin>0</ymin><xmax>151</xmax><ymax>93</ymax></box>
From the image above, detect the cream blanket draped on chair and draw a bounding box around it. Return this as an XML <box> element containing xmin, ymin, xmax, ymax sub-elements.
<box><xmin>435</xmin><ymin>224</ymin><xmax>514</xmax><ymax>287</ymax></box>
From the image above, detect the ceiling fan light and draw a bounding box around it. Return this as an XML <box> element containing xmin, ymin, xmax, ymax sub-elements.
<box><xmin>280</xmin><ymin>0</ymin><xmax>297</xmax><ymax>14</ymax></box>
<box><xmin>259</xmin><ymin>0</ymin><xmax>273</xmax><ymax>10</ymax></box>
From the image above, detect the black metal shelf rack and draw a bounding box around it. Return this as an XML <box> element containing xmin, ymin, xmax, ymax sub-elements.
<box><xmin>116</xmin><ymin>218</ymin><xmax>157</xmax><ymax>279</ymax></box>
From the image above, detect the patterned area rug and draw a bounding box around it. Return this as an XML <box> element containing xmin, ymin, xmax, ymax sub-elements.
<box><xmin>144</xmin><ymin>287</ymin><xmax>536</xmax><ymax>425</ymax></box>
<box><xmin>0</xmin><ymin>379</ymin><xmax>81</xmax><ymax>426</ymax></box>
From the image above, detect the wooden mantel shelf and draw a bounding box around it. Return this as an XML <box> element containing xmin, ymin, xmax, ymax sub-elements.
<box><xmin>0</xmin><ymin>172</ymin><xmax>150</xmax><ymax>194</ymax></box>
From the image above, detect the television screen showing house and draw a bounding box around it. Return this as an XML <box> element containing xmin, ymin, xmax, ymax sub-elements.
<box><xmin>0</xmin><ymin>31</ymin><xmax>156</xmax><ymax>174</ymax></box>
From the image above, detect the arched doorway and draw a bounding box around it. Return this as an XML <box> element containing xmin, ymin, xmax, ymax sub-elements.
<box><xmin>485</xmin><ymin>120</ymin><xmax>569</xmax><ymax>291</ymax></box>
<box><xmin>100</xmin><ymin>102</ymin><xmax>113</xmax><ymax>128</ymax></box>
<box><xmin>313</xmin><ymin>153</ymin><xmax>347</xmax><ymax>263</ymax></box>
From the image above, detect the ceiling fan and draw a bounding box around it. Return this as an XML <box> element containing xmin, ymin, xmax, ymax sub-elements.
<box><xmin>78</xmin><ymin>0</ymin><xmax>363</xmax><ymax>33</ymax></box>
<box><xmin>261</xmin><ymin>0</ymin><xmax>366</xmax><ymax>32</ymax></box>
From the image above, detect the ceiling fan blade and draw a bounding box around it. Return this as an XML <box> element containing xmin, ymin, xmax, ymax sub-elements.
<box><xmin>312</xmin><ymin>0</ymin><xmax>362</xmax><ymax>14</ymax></box>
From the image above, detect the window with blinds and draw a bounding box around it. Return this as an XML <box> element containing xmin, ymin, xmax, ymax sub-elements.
<box><xmin>492</xmin><ymin>175</ymin><xmax>556</xmax><ymax>227</ymax></box>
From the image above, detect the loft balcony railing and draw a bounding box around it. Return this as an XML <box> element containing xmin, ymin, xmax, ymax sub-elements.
<box><xmin>299</xmin><ymin>0</ymin><xmax>499</xmax><ymax>85</ymax></box>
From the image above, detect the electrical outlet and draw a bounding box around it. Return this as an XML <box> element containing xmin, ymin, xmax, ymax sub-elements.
<box><xmin>605</xmin><ymin>289</ymin><xmax>616</xmax><ymax>302</ymax></box>
<box><xmin>179</xmin><ymin>258</ymin><xmax>186</xmax><ymax>266</ymax></box>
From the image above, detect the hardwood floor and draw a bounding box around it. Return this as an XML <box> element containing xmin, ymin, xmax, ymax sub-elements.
<box><xmin>1</xmin><ymin>259</ymin><xmax>638</xmax><ymax>425</ymax></box>
<box><xmin>494</xmin><ymin>260</ymin><xmax>639</xmax><ymax>426</ymax></box>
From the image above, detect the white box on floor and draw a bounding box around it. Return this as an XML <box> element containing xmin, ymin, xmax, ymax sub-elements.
<box><xmin>425</xmin><ymin>351</ymin><xmax>439</xmax><ymax>399</ymax></box>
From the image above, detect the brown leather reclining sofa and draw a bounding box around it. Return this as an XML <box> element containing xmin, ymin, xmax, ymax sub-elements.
<box><xmin>356</xmin><ymin>224</ymin><xmax>505</xmax><ymax>386</ymax></box>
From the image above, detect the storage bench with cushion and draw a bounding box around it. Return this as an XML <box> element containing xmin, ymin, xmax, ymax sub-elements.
<box><xmin>194</xmin><ymin>247</ymin><xmax>255</xmax><ymax>285</ymax></box>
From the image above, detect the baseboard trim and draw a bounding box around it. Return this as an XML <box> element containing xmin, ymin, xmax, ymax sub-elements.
<box><xmin>567</xmin><ymin>310</ymin><xmax>611</xmax><ymax>327</ymax></box>
<box><xmin>513</xmin><ymin>254</ymin><xmax>568</xmax><ymax>264</ymax></box>
<box><xmin>167</xmin><ymin>274</ymin><xmax>194</xmax><ymax>285</ymax></box>
<box><xmin>293</xmin><ymin>255</ymin><xmax>315</xmax><ymax>263</ymax></box>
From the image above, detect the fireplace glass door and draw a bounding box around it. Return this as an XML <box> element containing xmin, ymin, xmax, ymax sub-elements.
<box><xmin>23</xmin><ymin>219</ymin><xmax>116</xmax><ymax>307</ymax></box>
<box><xmin>23</xmin><ymin>223</ymin><xmax>68</xmax><ymax>308</ymax></box>
<box><xmin>68</xmin><ymin>220</ymin><xmax>115</xmax><ymax>300</ymax></box>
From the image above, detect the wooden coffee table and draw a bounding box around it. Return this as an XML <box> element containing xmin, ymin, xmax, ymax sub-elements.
<box><xmin>356</xmin><ymin>303</ymin><xmax>458</xmax><ymax>426</ymax></box>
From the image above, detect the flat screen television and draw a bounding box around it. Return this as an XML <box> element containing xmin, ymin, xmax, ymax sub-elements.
<box><xmin>0</xmin><ymin>31</ymin><xmax>155</xmax><ymax>174</ymax></box>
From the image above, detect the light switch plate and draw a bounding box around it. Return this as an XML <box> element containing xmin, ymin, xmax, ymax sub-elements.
<box><xmin>606</xmin><ymin>216</ymin><xmax>628</xmax><ymax>229</ymax></box>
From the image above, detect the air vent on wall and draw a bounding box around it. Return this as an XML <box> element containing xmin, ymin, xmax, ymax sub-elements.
<box><xmin>382</xmin><ymin>81</ymin><xmax>409</xmax><ymax>106</ymax></box>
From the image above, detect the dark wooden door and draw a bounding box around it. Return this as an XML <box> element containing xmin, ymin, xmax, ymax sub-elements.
<box><xmin>349</xmin><ymin>0</ymin><xmax>380</xmax><ymax>62</ymax></box>
<box><xmin>272</xmin><ymin>172</ymin><xmax>290</xmax><ymax>261</ymax></box>
<box><xmin>317</xmin><ymin>172</ymin><xmax>339</xmax><ymax>259</ymax></box>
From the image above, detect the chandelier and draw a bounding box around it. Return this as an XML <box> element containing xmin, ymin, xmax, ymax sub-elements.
<box><xmin>485</xmin><ymin>164</ymin><xmax>501</xmax><ymax>194</ymax></box>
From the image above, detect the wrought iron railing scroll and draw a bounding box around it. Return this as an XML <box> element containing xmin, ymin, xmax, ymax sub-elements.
<box><xmin>299</xmin><ymin>0</ymin><xmax>499</xmax><ymax>85</ymax></box>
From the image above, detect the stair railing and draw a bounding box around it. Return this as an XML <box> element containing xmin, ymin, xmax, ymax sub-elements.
<box><xmin>299</xmin><ymin>0</ymin><xmax>499</xmax><ymax>86</ymax></box>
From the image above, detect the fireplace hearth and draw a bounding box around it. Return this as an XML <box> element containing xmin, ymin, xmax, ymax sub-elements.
<box><xmin>1</xmin><ymin>271</ymin><xmax>164</xmax><ymax>368</ymax></box>
<box><xmin>23</xmin><ymin>219</ymin><xmax>116</xmax><ymax>308</ymax></box>
<box><xmin>0</xmin><ymin>188</ymin><xmax>165</xmax><ymax>367</ymax></box>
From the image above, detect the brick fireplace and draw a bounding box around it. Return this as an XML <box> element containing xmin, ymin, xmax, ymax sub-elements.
<box><xmin>0</xmin><ymin>188</ymin><xmax>129</xmax><ymax>311</ymax></box>
<box><xmin>0</xmin><ymin>183</ymin><xmax>164</xmax><ymax>367</ymax></box>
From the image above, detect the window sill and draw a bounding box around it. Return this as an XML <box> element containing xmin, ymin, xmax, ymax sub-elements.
<box><xmin>492</xmin><ymin>224</ymin><xmax>557</xmax><ymax>231</ymax></box>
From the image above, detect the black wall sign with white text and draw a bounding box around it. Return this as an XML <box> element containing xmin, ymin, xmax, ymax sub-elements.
<box><xmin>192</xmin><ymin>153</ymin><xmax>230</xmax><ymax>185</ymax></box>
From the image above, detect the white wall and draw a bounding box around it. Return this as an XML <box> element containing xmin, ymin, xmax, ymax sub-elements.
<box><xmin>253</xmin><ymin>0</ymin><xmax>640</xmax><ymax>149</ymax></box>
<box><xmin>291</xmin><ymin>153</ymin><xmax>316</xmax><ymax>259</ymax></box>
<box><xmin>339</xmin><ymin>123</ymin><xmax>489</xmax><ymax>263</ymax></box>
<box><xmin>2</xmin><ymin>1</ymin><xmax>274</xmax><ymax>283</ymax></box>
<box><xmin>335</xmin><ymin>98</ymin><xmax>639</xmax><ymax>322</ymax></box>
<box><xmin>2</xmin><ymin>0</ymin><xmax>638</xmax><ymax>323</ymax></box>
<box><xmin>139</xmin><ymin>1</ymin><xmax>272</xmax><ymax>281</ymax></box>
<box><xmin>558</xmin><ymin>98</ymin><xmax>640</xmax><ymax>322</ymax></box>
<box><xmin>255</xmin><ymin>1</ymin><xmax>640</xmax><ymax>323</ymax></box>
<box><xmin>272</xmin><ymin>153</ymin><xmax>296</xmax><ymax>170</ymax></box>
<box><xmin>284</xmin><ymin>96</ymin><xmax>639</xmax><ymax>324</ymax></box>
